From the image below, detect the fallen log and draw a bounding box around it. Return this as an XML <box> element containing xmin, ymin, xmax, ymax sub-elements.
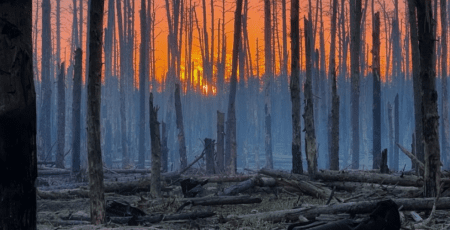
<box><xmin>37</xmin><ymin>220</ymin><xmax>91</xmax><ymax>226</ymax></box>
<box><xmin>182</xmin><ymin>174</ymin><xmax>255</xmax><ymax>183</ymax></box>
<box><xmin>276</xmin><ymin>178</ymin><xmax>341</xmax><ymax>202</ymax></box>
<box><xmin>38</xmin><ymin>168</ymin><xmax>71</xmax><ymax>176</ymax></box>
<box><xmin>323</xmin><ymin>181</ymin><xmax>419</xmax><ymax>193</ymax></box>
<box><xmin>218</xmin><ymin>176</ymin><xmax>276</xmax><ymax>196</ymax></box>
<box><xmin>177</xmin><ymin>195</ymin><xmax>262</xmax><ymax>212</ymax></box>
<box><xmin>316</xmin><ymin>170</ymin><xmax>423</xmax><ymax>187</ymax></box>
<box><xmin>258</xmin><ymin>168</ymin><xmax>310</xmax><ymax>181</ymax></box>
<box><xmin>109</xmin><ymin>211</ymin><xmax>215</xmax><ymax>225</ymax></box>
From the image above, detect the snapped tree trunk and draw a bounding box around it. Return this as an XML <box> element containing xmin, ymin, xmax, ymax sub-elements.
<box><xmin>175</xmin><ymin>84</ymin><xmax>187</xmax><ymax>169</ymax></box>
<box><xmin>161</xmin><ymin>121</ymin><xmax>169</xmax><ymax>173</ymax></box>
<box><xmin>72</xmin><ymin>49</ymin><xmax>82</xmax><ymax>173</ymax></box>
<box><xmin>416</xmin><ymin>0</ymin><xmax>441</xmax><ymax>197</ymax></box>
<box><xmin>217</xmin><ymin>111</ymin><xmax>225</xmax><ymax>173</ymax></box>
<box><xmin>0</xmin><ymin>2</ymin><xmax>37</xmax><ymax>228</ymax></box>
<box><xmin>225</xmin><ymin>0</ymin><xmax>243</xmax><ymax>174</ymax></box>
<box><xmin>290</xmin><ymin>0</ymin><xmax>303</xmax><ymax>174</ymax></box>
<box><xmin>150</xmin><ymin>93</ymin><xmax>161</xmax><ymax>197</ymax></box>
<box><xmin>205</xmin><ymin>138</ymin><xmax>215</xmax><ymax>174</ymax></box>
<box><xmin>350</xmin><ymin>0</ymin><xmax>362</xmax><ymax>169</ymax></box>
<box><xmin>304</xmin><ymin>18</ymin><xmax>318</xmax><ymax>177</ymax></box>
<box><xmin>57</xmin><ymin>63</ymin><xmax>66</xmax><ymax>169</ymax></box>
<box><xmin>87</xmin><ymin>0</ymin><xmax>106</xmax><ymax>224</ymax></box>
<box><xmin>372</xmin><ymin>12</ymin><xmax>381</xmax><ymax>170</ymax></box>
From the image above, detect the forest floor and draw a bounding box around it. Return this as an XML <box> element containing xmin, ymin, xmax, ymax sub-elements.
<box><xmin>36</xmin><ymin>168</ymin><xmax>450</xmax><ymax>230</ymax></box>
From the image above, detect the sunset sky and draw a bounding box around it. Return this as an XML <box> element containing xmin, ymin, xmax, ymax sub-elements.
<box><xmin>32</xmin><ymin>0</ymin><xmax>418</xmax><ymax>90</ymax></box>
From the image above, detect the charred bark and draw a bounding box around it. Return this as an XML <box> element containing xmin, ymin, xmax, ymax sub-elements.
<box><xmin>217</xmin><ymin>111</ymin><xmax>225</xmax><ymax>173</ymax></box>
<box><xmin>175</xmin><ymin>84</ymin><xmax>187</xmax><ymax>169</ymax></box>
<box><xmin>72</xmin><ymin>49</ymin><xmax>82</xmax><ymax>173</ymax></box>
<box><xmin>56</xmin><ymin>63</ymin><xmax>66</xmax><ymax>169</ymax></box>
<box><xmin>372</xmin><ymin>12</ymin><xmax>381</xmax><ymax>170</ymax></box>
<box><xmin>150</xmin><ymin>93</ymin><xmax>161</xmax><ymax>197</ymax></box>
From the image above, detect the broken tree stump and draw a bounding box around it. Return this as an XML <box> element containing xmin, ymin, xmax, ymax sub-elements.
<box><xmin>380</xmin><ymin>149</ymin><xmax>389</xmax><ymax>174</ymax></box>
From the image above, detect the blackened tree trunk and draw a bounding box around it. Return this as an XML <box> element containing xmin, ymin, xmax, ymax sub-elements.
<box><xmin>205</xmin><ymin>138</ymin><xmax>215</xmax><ymax>174</ymax></box>
<box><xmin>350</xmin><ymin>0</ymin><xmax>362</xmax><ymax>169</ymax></box>
<box><xmin>225</xmin><ymin>0</ymin><xmax>243</xmax><ymax>174</ymax></box>
<box><xmin>56</xmin><ymin>0</ymin><xmax>61</xmax><ymax>64</ymax></box>
<box><xmin>441</xmin><ymin>0</ymin><xmax>449</xmax><ymax>169</ymax></box>
<box><xmin>290</xmin><ymin>0</ymin><xmax>302</xmax><ymax>174</ymax></box>
<box><xmin>372</xmin><ymin>12</ymin><xmax>381</xmax><ymax>169</ymax></box>
<box><xmin>161</xmin><ymin>121</ymin><xmax>168</xmax><ymax>173</ymax></box>
<box><xmin>394</xmin><ymin>94</ymin><xmax>399</xmax><ymax>171</ymax></box>
<box><xmin>407</xmin><ymin>0</ymin><xmax>424</xmax><ymax>173</ymax></box>
<box><xmin>304</xmin><ymin>18</ymin><xmax>318</xmax><ymax>177</ymax></box>
<box><xmin>217</xmin><ymin>111</ymin><xmax>225</xmax><ymax>173</ymax></box>
<box><xmin>329</xmin><ymin>0</ymin><xmax>339</xmax><ymax>170</ymax></box>
<box><xmin>72</xmin><ymin>48</ymin><xmax>82</xmax><ymax>173</ymax></box>
<box><xmin>138</xmin><ymin>0</ymin><xmax>148</xmax><ymax>169</ymax></box>
<box><xmin>388</xmin><ymin>102</ymin><xmax>394</xmax><ymax>169</ymax></box>
<box><xmin>175</xmin><ymin>84</ymin><xmax>187</xmax><ymax>169</ymax></box>
<box><xmin>40</xmin><ymin>0</ymin><xmax>52</xmax><ymax>161</ymax></box>
<box><xmin>57</xmin><ymin>63</ymin><xmax>66</xmax><ymax>168</ymax></box>
<box><xmin>87</xmin><ymin>0</ymin><xmax>106</xmax><ymax>224</ymax></box>
<box><xmin>150</xmin><ymin>93</ymin><xmax>161</xmax><ymax>197</ymax></box>
<box><xmin>264</xmin><ymin>0</ymin><xmax>273</xmax><ymax>169</ymax></box>
<box><xmin>282</xmin><ymin>0</ymin><xmax>287</xmax><ymax>75</ymax></box>
<box><xmin>416</xmin><ymin>0</ymin><xmax>441</xmax><ymax>197</ymax></box>
<box><xmin>0</xmin><ymin>1</ymin><xmax>37</xmax><ymax>228</ymax></box>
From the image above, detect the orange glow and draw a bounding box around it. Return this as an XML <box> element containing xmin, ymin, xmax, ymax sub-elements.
<box><xmin>32</xmin><ymin>0</ymin><xmax>427</xmax><ymax>94</ymax></box>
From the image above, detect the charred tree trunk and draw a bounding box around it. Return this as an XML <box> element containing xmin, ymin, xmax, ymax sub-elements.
<box><xmin>56</xmin><ymin>63</ymin><xmax>66</xmax><ymax>169</ymax></box>
<box><xmin>205</xmin><ymin>138</ymin><xmax>215</xmax><ymax>174</ymax></box>
<box><xmin>225</xmin><ymin>0</ymin><xmax>243</xmax><ymax>174</ymax></box>
<box><xmin>87</xmin><ymin>0</ymin><xmax>106</xmax><ymax>224</ymax></box>
<box><xmin>350</xmin><ymin>0</ymin><xmax>362</xmax><ymax>169</ymax></box>
<box><xmin>72</xmin><ymin>49</ymin><xmax>82</xmax><ymax>173</ymax></box>
<box><xmin>0</xmin><ymin>2</ymin><xmax>37</xmax><ymax>227</ymax></box>
<box><xmin>138</xmin><ymin>0</ymin><xmax>148</xmax><ymax>169</ymax></box>
<box><xmin>264</xmin><ymin>0</ymin><xmax>273</xmax><ymax>169</ymax></box>
<box><xmin>150</xmin><ymin>93</ymin><xmax>161</xmax><ymax>197</ymax></box>
<box><xmin>380</xmin><ymin>149</ymin><xmax>389</xmax><ymax>173</ymax></box>
<box><xmin>388</xmin><ymin>102</ymin><xmax>394</xmax><ymax>169</ymax></box>
<box><xmin>40</xmin><ymin>0</ymin><xmax>52</xmax><ymax>161</ymax></box>
<box><xmin>304</xmin><ymin>18</ymin><xmax>318</xmax><ymax>177</ymax></box>
<box><xmin>217</xmin><ymin>111</ymin><xmax>225</xmax><ymax>173</ymax></box>
<box><xmin>161</xmin><ymin>121</ymin><xmax>168</xmax><ymax>173</ymax></box>
<box><xmin>282</xmin><ymin>0</ymin><xmax>287</xmax><ymax>75</ymax></box>
<box><xmin>329</xmin><ymin>0</ymin><xmax>339</xmax><ymax>171</ymax></box>
<box><xmin>290</xmin><ymin>0</ymin><xmax>303</xmax><ymax>174</ymax></box>
<box><xmin>441</xmin><ymin>0</ymin><xmax>449</xmax><ymax>169</ymax></box>
<box><xmin>407</xmin><ymin>0</ymin><xmax>424</xmax><ymax>173</ymax></box>
<box><xmin>394</xmin><ymin>94</ymin><xmax>399</xmax><ymax>171</ymax></box>
<box><xmin>175</xmin><ymin>84</ymin><xmax>187</xmax><ymax>169</ymax></box>
<box><xmin>416</xmin><ymin>0</ymin><xmax>441</xmax><ymax>197</ymax></box>
<box><xmin>372</xmin><ymin>12</ymin><xmax>381</xmax><ymax>169</ymax></box>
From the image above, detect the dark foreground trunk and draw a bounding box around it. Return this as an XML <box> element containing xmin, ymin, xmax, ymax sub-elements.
<box><xmin>0</xmin><ymin>1</ymin><xmax>37</xmax><ymax>228</ymax></box>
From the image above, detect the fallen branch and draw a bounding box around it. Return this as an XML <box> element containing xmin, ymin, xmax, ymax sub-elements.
<box><xmin>177</xmin><ymin>195</ymin><xmax>261</xmax><ymax>212</ymax></box>
<box><xmin>396</xmin><ymin>143</ymin><xmax>424</xmax><ymax>170</ymax></box>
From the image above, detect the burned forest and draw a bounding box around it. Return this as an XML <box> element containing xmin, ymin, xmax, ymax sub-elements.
<box><xmin>5</xmin><ymin>0</ymin><xmax>450</xmax><ymax>229</ymax></box>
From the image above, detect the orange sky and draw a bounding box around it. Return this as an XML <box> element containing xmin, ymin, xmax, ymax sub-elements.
<box><xmin>33</xmin><ymin>0</ymin><xmax>433</xmax><ymax>91</ymax></box>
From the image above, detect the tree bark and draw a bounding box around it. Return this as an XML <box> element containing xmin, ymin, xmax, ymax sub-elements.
<box><xmin>282</xmin><ymin>0</ymin><xmax>287</xmax><ymax>75</ymax></box>
<box><xmin>416</xmin><ymin>0</ymin><xmax>440</xmax><ymax>197</ymax></box>
<box><xmin>290</xmin><ymin>0</ymin><xmax>303</xmax><ymax>174</ymax></box>
<box><xmin>264</xmin><ymin>0</ymin><xmax>273</xmax><ymax>169</ymax></box>
<box><xmin>394</xmin><ymin>94</ymin><xmax>399</xmax><ymax>171</ymax></box>
<box><xmin>372</xmin><ymin>12</ymin><xmax>381</xmax><ymax>170</ymax></box>
<box><xmin>0</xmin><ymin>1</ymin><xmax>37</xmax><ymax>228</ymax></box>
<box><xmin>205</xmin><ymin>138</ymin><xmax>215</xmax><ymax>174</ymax></box>
<box><xmin>56</xmin><ymin>63</ymin><xmax>66</xmax><ymax>169</ymax></box>
<box><xmin>175</xmin><ymin>84</ymin><xmax>187</xmax><ymax>169</ymax></box>
<box><xmin>224</xmin><ymin>0</ymin><xmax>243</xmax><ymax>174</ymax></box>
<box><xmin>161</xmin><ymin>121</ymin><xmax>168</xmax><ymax>173</ymax></box>
<box><xmin>87</xmin><ymin>0</ymin><xmax>106</xmax><ymax>224</ymax></box>
<box><xmin>329</xmin><ymin>0</ymin><xmax>339</xmax><ymax>171</ymax></box>
<box><xmin>350</xmin><ymin>0</ymin><xmax>362</xmax><ymax>169</ymax></box>
<box><xmin>150</xmin><ymin>93</ymin><xmax>161</xmax><ymax>197</ymax></box>
<box><xmin>304</xmin><ymin>18</ymin><xmax>318</xmax><ymax>177</ymax></box>
<box><xmin>388</xmin><ymin>102</ymin><xmax>394</xmax><ymax>170</ymax></box>
<box><xmin>316</xmin><ymin>170</ymin><xmax>423</xmax><ymax>187</ymax></box>
<box><xmin>72</xmin><ymin>49</ymin><xmax>82</xmax><ymax>173</ymax></box>
<box><xmin>380</xmin><ymin>149</ymin><xmax>389</xmax><ymax>173</ymax></box>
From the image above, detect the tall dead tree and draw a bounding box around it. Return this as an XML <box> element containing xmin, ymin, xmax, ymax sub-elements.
<box><xmin>225</xmin><ymin>0</ymin><xmax>243</xmax><ymax>174</ymax></box>
<box><xmin>40</xmin><ymin>0</ymin><xmax>52</xmax><ymax>160</ymax></box>
<box><xmin>304</xmin><ymin>18</ymin><xmax>318</xmax><ymax>176</ymax></box>
<box><xmin>56</xmin><ymin>0</ymin><xmax>61</xmax><ymax>65</ymax></box>
<box><xmin>0</xmin><ymin>1</ymin><xmax>37</xmax><ymax>228</ymax></box>
<box><xmin>290</xmin><ymin>0</ymin><xmax>303</xmax><ymax>174</ymax></box>
<box><xmin>72</xmin><ymin>49</ymin><xmax>82</xmax><ymax>173</ymax></box>
<box><xmin>282</xmin><ymin>0</ymin><xmax>288</xmax><ymax>75</ymax></box>
<box><xmin>441</xmin><ymin>0</ymin><xmax>449</xmax><ymax>168</ymax></box>
<box><xmin>150</xmin><ymin>93</ymin><xmax>161</xmax><ymax>197</ymax></box>
<box><xmin>407</xmin><ymin>0</ymin><xmax>424</xmax><ymax>172</ymax></box>
<box><xmin>87</xmin><ymin>0</ymin><xmax>106</xmax><ymax>224</ymax></box>
<box><xmin>217</xmin><ymin>111</ymin><xmax>225</xmax><ymax>173</ymax></box>
<box><xmin>56</xmin><ymin>63</ymin><xmax>66</xmax><ymax>168</ymax></box>
<box><xmin>329</xmin><ymin>0</ymin><xmax>340</xmax><ymax>170</ymax></box>
<box><xmin>138</xmin><ymin>0</ymin><xmax>148</xmax><ymax>169</ymax></box>
<box><xmin>394</xmin><ymin>94</ymin><xmax>399</xmax><ymax>170</ymax></box>
<box><xmin>372</xmin><ymin>12</ymin><xmax>381</xmax><ymax>169</ymax></box>
<box><xmin>416</xmin><ymin>0</ymin><xmax>441</xmax><ymax>197</ymax></box>
<box><xmin>350</xmin><ymin>0</ymin><xmax>362</xmax><ymax>169</ymax></box>
<box><xmin>264</xmin><ymin>0</ymin><xmax>273</xmax><ymax>169</ymax></box>
<box><xmin>175</xmin><ymin>84</ymin><xmax>187</xmax><ymax>169</ymax></box>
